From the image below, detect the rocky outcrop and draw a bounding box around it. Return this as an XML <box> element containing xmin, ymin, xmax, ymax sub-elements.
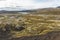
<box><xmin>0</xmin><ymin>24</ymin><xmax>25</xmax><ymax>40</ymax></box>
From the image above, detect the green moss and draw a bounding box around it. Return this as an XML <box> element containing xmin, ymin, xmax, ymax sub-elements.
<box><xmin>0</xmin><ymin>14</ymin><xmax>60</xmax><ymax>38</ymax></box>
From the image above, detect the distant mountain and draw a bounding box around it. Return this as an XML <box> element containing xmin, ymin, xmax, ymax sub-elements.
<box><xmin>0</xmin><ymin>6</ymin><xmax>60</xmax><ymax>14</ymax></box>
<box><xmin>0</xmin><ymin>7</ymin><xmax>35</xmax><ymax>14</ymax></box>
<box><xmin>29</xmin><ymin>7</ymin><xmax>60</xmax><ymax>15</ymax></box>
<box><xmin>57</xmin><ymin>6</ymin><xmax>60</xmax><ymax>8</ymax></box>
<box><xmin>0</xmin><ymin>6</ymin><xmax>27</xmax><ymax>11</ymax></box>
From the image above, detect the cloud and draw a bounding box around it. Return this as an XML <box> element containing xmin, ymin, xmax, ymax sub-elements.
<box><xmin>0</xmin><ymin>0</ymin><xmax>6</xmax><ymax>1</ymax></box>
<box><xmin>0</xmin><ymin>0</ymin><xmax>60</xmax><ymax>9</ymax></box>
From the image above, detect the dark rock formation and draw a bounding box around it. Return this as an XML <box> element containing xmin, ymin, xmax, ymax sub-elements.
<box><xmin>0</xmin><ymin>27</ymin><xmax>11</xmax><ymax>40</ymax></box>
<box><xmin>4</xmin><ymin>24</ymin><xmax>12</xmax><ymax>32</ymax></box>
<box><xmin>4</xmin><ymin>24</ymin><xmax>25</xmax><ymax>31</ymax></box>
<box><xmin>0</xmin><ymin>24</ymin><xmax>25</xmax><ymax>40</ymax></box>
<box><xmin>14</xmin><ymin>24</ymin><xmax>25</xmax><ymax>31</ymax></box>
<box><xmin>14</xmin><ymin>26</ymin><xmax>25</xmax><ymax>31</ymax></box>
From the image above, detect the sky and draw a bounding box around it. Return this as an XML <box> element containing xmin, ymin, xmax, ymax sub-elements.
<box><xmin>0</xmin><ymin>0</ymin><xmax>60</xmax><ymax>9</ymax></box>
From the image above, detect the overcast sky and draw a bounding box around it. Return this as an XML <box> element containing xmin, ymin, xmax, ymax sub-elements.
<box><xmin>0</xmin><ymin>0</ymin><xmax>60</xmax><ymax>9</ymax></box>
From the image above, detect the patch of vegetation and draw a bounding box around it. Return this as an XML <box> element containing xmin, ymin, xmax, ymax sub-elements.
<box><xmin>0</xmin><ymin>13</ymin><xmax>60</xmax><ymax>38</ymax></box>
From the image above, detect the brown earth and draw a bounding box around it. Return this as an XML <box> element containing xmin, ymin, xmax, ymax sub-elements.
<box><xmin>0</xmin><ymin>31</ymin><xmax>60</xmax><ymax>40</ymax></box>
<box><xmin>11</xmin><ymin>31</ymin><xmax>60</xmax><ymax>40</ymax></box>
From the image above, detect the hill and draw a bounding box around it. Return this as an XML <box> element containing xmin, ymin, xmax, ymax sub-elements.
<box><xmin>29</xmin><ymin>7</ymin><xmax>60</xmax><ymax>15</ymax></box>
<box><xmin>0</xmin><ymin>7</ymin><xmax>60</xmax><ymax>40</ymax></box>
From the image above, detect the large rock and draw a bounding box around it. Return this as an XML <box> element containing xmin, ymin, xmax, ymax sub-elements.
<box><xmin>0</xmin><ymin>27</ymin><xmax>11</xmax><ymax>40</ymax></box>
<box><xmin>14</xmin><ymin>26</ymin><xmax>25</xmax><ymax>31</ymax></box>
<box><xmin>14</xmin><ymin>24</ymin><xmax>25</xmax><ymax>31</ymax></box>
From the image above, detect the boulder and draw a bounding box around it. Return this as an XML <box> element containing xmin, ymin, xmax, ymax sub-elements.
<box><xmin>14</xmin><ymin>26</ymin><xmax>25</xmax><ymax>31</ymax></box>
